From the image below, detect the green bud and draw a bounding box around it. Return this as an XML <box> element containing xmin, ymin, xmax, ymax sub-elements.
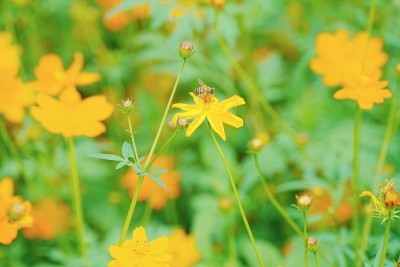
<box><xmin>179</xmin><ymin>42</ymin><xmax>193</xmax><ymax>59</ymax></box>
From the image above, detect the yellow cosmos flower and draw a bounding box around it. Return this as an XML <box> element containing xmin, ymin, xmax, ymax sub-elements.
<box><xmin>360</xmin><ymin>179</ymin><xmax>400</xmax><ymax>221</ymax></box>
<box><xmin>0</xmin><ymin>177</ymin><xmax>33</xmax><ymax>245</ymax></box>
<box><xmin>108</xmin><ymin>226</ymin><xmax>172</xmax><ymax>267</ymax></box>
<box><xmin>333</xmin><ymin>69</ymin><xmax>391</xmax><ymax>110</ymax></box>
<box><xmin>30</xmin><ymin>52</ymin><xmax>100</xmax><ymax>96</ymax></box>
<box><xmin>172</xmin><ymin>92</ymin><xmax>245</xmax><ymax>141</ymax></box>
<box><xmin>309</xmin><ymin>30</ymin><xmax>388</xmax><ymax>87</ymax></box>
<box><xmin>0</xmin><ymin>32</ymin><xmax>21</xmax><ymax>77</ymax></box>
<box><xmin>30</xmin><ymin>87</ymin><xmax>113</xmax><ymax>137</ymax></box>
<box><xmin>169</xmin><ymin>228</ymin><xmax>201</xmax><ymax>267</ymax></box>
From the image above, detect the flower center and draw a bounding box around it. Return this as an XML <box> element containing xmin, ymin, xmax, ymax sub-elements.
<box><xmin>133</xmin><ymin>240</ymin><xmax>150</xmax><ymax>258</ymax></box>
<box><xmin>9</xmin><ymin>203</ymin><xmax>25</xmax><ymax>221</ymax></box>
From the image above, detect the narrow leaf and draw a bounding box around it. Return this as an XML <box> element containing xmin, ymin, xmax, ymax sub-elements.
<box><xmin>115</xmin><ymin>161</ymin><xmax>127</xmax><ymax>170</ymax></box>
<box><xmin>122</xmin><ymin>142</ymin><xmax>134</xmax><ymax>159</ymax></box>
<box><xmin>152</xmin><ymin>169</ymin><xmax>168</xmax><ymax>175</ymax></box>
<box><xmin>150</xmin><ymin>175</ymin><xmax>167</xmax><ymax>190</ymax></box>
<box><xmin>87</xmin><ymin>153</ymin><xmax>124</xmax><ymax>162</ymax></box>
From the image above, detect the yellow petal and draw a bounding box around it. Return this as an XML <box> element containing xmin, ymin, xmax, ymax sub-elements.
<box><xmin>75</xmin><ymin>72</ymin><xmax>101</xmax><ymax>86</ymax></box>
<box><xmin>207</xmin><ymin>113</ymin><xmax>226</xmax><ymax>141</ymax></box>
<box><xmin>0</xmin><ymin>177</ymin><xmax>14</xmax><ymax>200</ymax></box>
<box><xmin>220</xmin><ymin>112</ymin><xmax>243</xmax><ymax>128</ymax></box>
<box><xmin>132</xmin><ymin>226</ymin><xmax>148</xmax><ymax>243</ymax></box>
<box><xmin>186</xmin><ymin>113</ymin><xmax>206</xmax><ymax>137</ymax></box>
<box><xmin>359</xmin><ymin>191</ymin><xmax>381</xmax><ymax>208</ymax></box>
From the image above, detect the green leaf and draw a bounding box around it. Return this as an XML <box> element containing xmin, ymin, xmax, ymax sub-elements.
<box><xmin>122</xmin><ymin>142</ymin><xmax>134</xmax><ymax>160</ymax></box>
<box><xmin>115</xmin><ymin>161</ymin><xmax>127</xmax><ymax>170</ymax></box>
<box><xmin>87</xmin><ymin>153</ymin><xmax>124</xmax><ymax>162</ymax></box>
<box><xmin>152</xmin><ymin>169</ymin><xmax>168</xmax><ymax>175</ymax></box>
<box><xmin>150</xmin><ymin>175</ymin><xmax>167</xmax><ymax>190</ymax></box>
<box><xmin>132</xmin><ymin>165</ymin><xmax>142</xmax><ymax>174</ymax></box>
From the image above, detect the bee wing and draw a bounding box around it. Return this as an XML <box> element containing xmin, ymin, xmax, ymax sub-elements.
<box><xmin>198</xmin><ymin>79</ymin><xmax>205</xmax><ymax>85</ymax></box>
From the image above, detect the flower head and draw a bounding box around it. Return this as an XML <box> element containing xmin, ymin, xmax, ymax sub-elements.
<box><xmin>295</xmin><ymin>193</ymin><xmax>313</xmax><ymax>211</ymax></box>
<box><xmin>0</xmin><ymin>177</ymin><xmax>33</xmax><ymax>245</ymax></box>
<box><xmin>121</xmin><ymin>155</ymin><xmax>181</xmax><ymax>210</ymax></box>
<box><xmin>306</xmin><ymin>237</ymin><xmax>319</xmax><ymax>253</ymax></box>
<box><xmin>30</xmin><ymin>52</ymin><xmax>100</xmax><ymax>96</ymax></box>
<box><xmin>310</xmin><ymin>30</ymin><xmax>388</xmax><ymax>87</ymax></box>
<box><xmin>179</xmin><ymin>42</ymin><xmax>194</xmax><ymax>59</ymax></box>
<box><xmin>30</xmin><ymin>87</ymin><xmax>113</xmax><ymax>137</ymax></box>
<box><xmin>333</xmin><ymin>69</ymin><xmax>391</xmax><ymax>109</ymax></box>
<box><xmin>108</xmin><ymin>226</ymin><xmax>172</xmax><ymax>267</ymax></box>
<box><xmin>360</xmin><ymin>179</ymin><xmax>400</xmax><ymax>221</ymax></box>
<box><xmin>169</xmin><ymin>228</ymin><xmax>201</xmax><ymax>267</ymax></box>
<box><xmin>172</xmin><ymin>92</ymin><xmax>245</xmax><ymax>141</ymax></box>
<box><xmin>23</xmin><ymin>197</ymin><xmax>70</xmax><ymax>240</ymax></box>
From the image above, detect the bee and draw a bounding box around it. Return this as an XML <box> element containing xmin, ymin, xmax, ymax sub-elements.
<box><xmin>194</xmin><ymin>79</ymin><xmax>215</xmax><ymax>102</ymax></box>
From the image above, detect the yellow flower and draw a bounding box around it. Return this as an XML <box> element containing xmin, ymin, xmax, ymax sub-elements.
<box><xmin>309</xmin><ymin>30</ymin><xmax>388</xmax><ymax>87</ymax></box>
<box><xmin>30</xmin><ymin>87</ymin><xmax>113</xmax><ymax>137</ymax></box>
<box><xmin>168</xmin><ymin>0</ymin><xmax>207</xmax><ymax>20</ymax></box>
<box><xmin>333</xmin><ymin>69</ymin><xmax>391</xmax><ymax>109</ymax></box>
<box><xmin>169</xmin><ymin>228</ymin><xmax>201</xmax><ymax>267</ymax></box>
<box><xmin>30</xmin><ymin>52</ymin><xmax>100</xmax><ymax>96</ymax></box>
<box><xmin>108</xmin><ymin>226</ymin><xmax>172</xmax><ymax>267</ymax></box>
<box><xmin>121</xmin><ymin>155</ymin><xmax>181</xmax><ymax>210</ymax></box>
<box><xmin>0</xmin><ymin>32</ymin><xmax>34</xmax><ymax>123</ymax></box>
<box><xmin>0</xmin><ymin>177</ymin><xmax>33</xmax><ymax>245</ymax></box>
<box><xmin>172</xmin><ymin>92</ymin><xmax>245</xmax><ymax>141</ymax></box>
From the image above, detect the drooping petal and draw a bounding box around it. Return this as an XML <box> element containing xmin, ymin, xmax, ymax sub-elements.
<box><xmin>220</xmin><ymin>95</ymin><xmax>246</xmax><ymax>112</ymax></box>
<box><xmin>207</xmin><ymin>113</ymin><xmax>226</xmax><ymax>141</ymax></box>
<box><xmin>220</xmin><ymin>112</ymin><xmax>244</xmax><ymax>128</ymax></box>
<box><xmin>75</xmin><ymin>72</ymin><xmax>101</xmax><ymax>86</ymax></box>
<box><xmin>186</xmin><ymin>113</ymin><xmax>206</xmax><ymax>137</ymax></box>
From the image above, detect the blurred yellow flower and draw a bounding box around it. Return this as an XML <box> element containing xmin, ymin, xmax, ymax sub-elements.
<box><xmin>121</xmin><ymin>155</ymin><xmax>181</xmax><ymax>210</ymax></box>
<box><xmin>23</xmin><ymin>197</ymin><xmax>71</xmax><ymax>240</ymax></box>
<box><xmin>30</xmin><ymin>52</ymin><xmax>100</xmax><ymax>96</ymax></box>
<box><xmin>309</xmin><ymin>30</ymin><xmax>388</xmax><ymax>87</ymax></box>
<box><xmin>108</xmin><ymin>226</ymin><xmax>172</xmax><ymax>267</ymax></box>
<box><xmin>0</xmin><ymin>177</ymin><xmax>33</xmax><ymax>245</ymax></box>
<box><xmin>168</xmin><ymin>0</ymin><xmax>207</xmax><ymax>20</ymax></box>
<box><xmin>30</xmin><ymin>87</ymin><xmax>113</xmax><ymax>137</ymax></box>
<box><xmin>0</xmin><ymin>32</ymin><xmax>34</xmax><ymax>123</ymax></box>
<box><xmin>172</xmin><ymin>92</ymin><xmax>245</xmax><ymax>141</ymax></box>
<box><xmin>96</xmin><ymin>0</ymin><xmax>150</xmax><ymax>32</ymax></box>
<box><xmin>333</xmin><ymin>69</ymin><xmax>391</xmax><ymax>110</ymax></box>
<box><xmin>169</xmin><ymin>228</ymin><xmax>201</xmax><ymax>267</ymax></box>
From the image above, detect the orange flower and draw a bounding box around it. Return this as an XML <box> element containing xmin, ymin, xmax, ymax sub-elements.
<box><xmin>310</xmin><ymin>30</ymin><xmax>388</xmax><ymax>87</ymax></box>
<box><xmin>96</xmin><ymin>0</ymin><xmax>150</xmax><ymax>32</ymax></box>
<box><xmin>169</xmin><ymin>228</ymin><xmax>201</xmax><ymax>267</ymax></box>
<box><xmin>30</xmin><ymin>87</ymin><xmax>113</xmax><ymax>137</ymax></box>
<box><xmin>23</xmin><ymin>197</ymin><xmax>70</xmax><ymax>240</ymax></box>
<box><xmin>30</xmin><ymin>52</ymin><xmax>100</xmax><ymax>96</ymax></box>
<box><xmin>0</xmin><ymin>177</ymin><xmax>33</xmax><ymax>245</ymax></box>
<box><xmin>0</xmin><ymin>32</ymin><xmax>34</xmax><ymax>123</ymax></box>
<box><xmin>121</xmin><ymin>155</ymin><xmax>181</xmax><ymax>210</ymax></box>
<box><xmin>333</xmin><ymin>69</ymin><xmax>391</xmax><ymax>109</ymax></box>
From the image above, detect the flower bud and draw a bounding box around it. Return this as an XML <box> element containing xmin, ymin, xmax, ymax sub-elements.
<box><xmin>118</xmin><ymin>98</ymin><xmax>135</xmax><ymax>113</ymax></box>
<box><xmin>296</xmin><ymin>193</ymin><xmax>313</xmax><ymax>211</ymax></box>
<box><xmin>250</xmin><ymin>132</ymin><xmax>270</xmax><ymax>152</ymax></box>
<box><xmin>177</xmin><ymin>117</ymin><xmax>188</xmax><ymax>129</ymax></box>
<box><xmin>211</xmin><ymin>0</ymin><xmax>226</xmax><ymax>9</ymax></box>
<box><xmin>218</xmin><ymin>196</ymin><xmax>233</xmax><ymax>212</ymax></box>
<box><xmin>9</xmin><ymin>203</ymin><xmax>25</xmax><ymax>221</ymax></box>
<box><xmin>167</xmin><ymin>120</ymin><xmax>176</xmax><ymax>130</ymax></box>
<box><xmin>306</xmin><ymin>237</ymin><xmax>319</xmax><ymax>253</ymax></box>
<box><xmin>122</xmin><ymin>98</ymin><xmax>132</xmax><ymax>108</ymax></box>
<box><xmin>179</xmin><ymin>42</ymin><xmax>194</xmax><ymax>59</ymax></box>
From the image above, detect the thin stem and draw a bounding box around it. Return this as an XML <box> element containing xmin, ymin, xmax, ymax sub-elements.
<box><xmin>254</xmin><ymin>154</ymin><xmax>304</xmax><ymax>238</ymax></box>
<box><xmin>366</xmin><ymin>0</ymin><xmax>377</xmax><ymax>35</ymax></box>
<box><xmin>352</xmin><ymin>108</ymin><xmax>363</xmax><ymax>265</ymax></box>
<box><xmin>302</xmin><ymin>211</ymin><xmax>308</xmax><ymax>267</ymax></box>
<box><xmin>314</xmin><ymin>252</ymin><xmax>321</xmax><ymax>267</ymax></box>
<box><xmin>379</xmin><ymin>217</ymin><xmax>391</xmax><ymax>267</ymax></box>
<box><xmin>209</xmin><ymin>126</ymin><xmax>264</xmax><ymax>267</ymax></box>
<box><xmin>118</xmin><ymin>175</ymin><xmax>145</xmax><ymax>246</ymax></box>
<box><xmin>144</xmin><ymin>59</ymin><xmax>186</xmax><ymax>170</ymax></box>
<box><xmin>67</xmin><ymin>137</ymin><xmax>89</xmax><ymax>267</ymax></box>
<box><xmin>213</xmin><ymin>14</ymin><xmax>294</xmax><ymax>138</ymax></box>
<box><xmin>227</xmin><ymin>215</ymin><xmax>238</xmax><ymax>267</ymax></box>
<box><xmin>0</xmin><ymin>120</ymin><xmax>36</xmax><ymax>196</ymax></box>
<box><xmin>128</xmin><ymin>115</ymin><xmax>140</xmax><ymax>164</ymax></box>
<box><xmin>148</xmin><ymin>131</ymin><xmax>178</xmax><ymax>167</ymax></box>
<box><xmin>360</xmin><ymin>95</ymin><xmax>397</xmax><ymax>261</ymax></box>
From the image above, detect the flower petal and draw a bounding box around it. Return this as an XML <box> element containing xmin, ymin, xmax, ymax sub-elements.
<box><xmin>186</xmin><ymin>113</ymin><xmax>206</xmax><ymax>137</ymax></box>
<box><xmin>207</xmin><ymin>113</ymin><xmax>226</xmax><ymax>141</ymax></box>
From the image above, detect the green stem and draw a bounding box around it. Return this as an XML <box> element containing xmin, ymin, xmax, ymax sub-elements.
<box><xmin>118</xmin><ymin>175</ymin><xmax>145</xmax><ymax>246</ymax></box>
<box><xmin>128</xmin><ymin>115</ymin><xmax>140</xmax><ymax>164</ymax></box>
<box><xmin>0</xmin><ymin>120</ymin><xmax>36</xmax><ymax>196</ymax></box>
<box><xmin>360</xmin><ymin>95</ymin><xmax>397</xmax><ymax>262</ymax></box>
<box><xmin>227</xmin><ymin>215</ymin><xmax>238</xmax><ymax>267</ymax></box>
<box><xmin>302</xmin><ymin>211</ymin><xmax>308</xmax><ymax>267</ymax></box>
<box><xmin>144</xmin><ymin>59</ymin><xmax>186</xmax><ymax>170</ymax></box>
<box><xmin>213</xmin><ymin>14</ymin><xmax>294</xmax><ymax>138</ymax></box>
<box><xmin>352</xmin><ymin>108</ymin><xmax>363</xmax><ymax>265</ymax></box>
<box><xmin>366</xmin><ymin>0</ymin><xmax>377</xmax><ymax>35</ymax></box>
<box><xmin>314</xmin><ymin>252</ymin><xmax>320</xmax><ymax>267</ymax></box>
<box><xmin>209</xmin><ymin>126</ymin><xmax>264</xmax><ymax>267</ymax></box>
<box><xmin>379</xmin><ymin>217</ymin><xmax>391</xmax><ymax>267</ymax></box>
<box><xmin>148</xmin><ymin>131</ymin><xmax>178</xmax><ymax>167</ymax></box>
<box><xmin>67</xmin><ymin>137</ymin><xmax>89</xmax><ymax>267</ymax></box>
<box><xmin>254</xmin><ymin>154</ymin><xmax>304</xmax><ymax>238</ymax></box>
